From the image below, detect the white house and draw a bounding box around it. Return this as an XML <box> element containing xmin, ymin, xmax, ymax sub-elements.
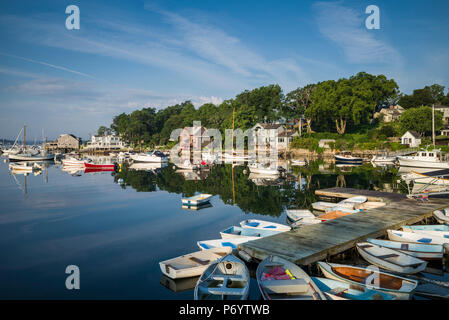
<box><xmin>86</xmin><ymin>135</ymin><xmax>127</xmax><ymax>149</ymax></box>
<box><xmin>435</xmin><ymin>105</ymin><xmax>449</xmax><ymax>124</ymax></box>
<box><xmin>401</xmin><ymin>131</ymin><xmax>421</xmax><ymax>148</ymax></box>
<box><xmin>277</xmin><ymin>129</ymin><xmax>298</xmax><ymax>150</ymax></box>
<box><xmin>252</xmin><ymin>123</ymin><xmax>285</xmax><ymax>148</ymax></box>
<box><xmin>251</xmin><ymin>123</ymin><xmax>300</xmax><ymax>150</ymax></box>
<box><xmin>374</xmin><ymin>105</ymin><xmax>405</xmax><ymax>123</ymax></box>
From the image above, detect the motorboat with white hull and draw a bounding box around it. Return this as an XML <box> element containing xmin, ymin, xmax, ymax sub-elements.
<box><xmin>371</xmin><ymin>155</ymin><xmax>397</xmax><ymax>164</ymax></box>
<box><xmin>334</xmin><ymin>152</ymin><xmax>363</xmax><ymax>164</ymax></box>
<box><xmin>398</xmin><ymin>149</ymin><xmax>449</xmax><ymax>169</ymax></box>
<box><xmin>131</xmin><ymin>151</ymin><xmax>168</xmax><ymax>163</ymax></box>
<box><xmin>248</xmin><ymin>163</ymin><xmax>280</xmax><ymax>175</ymax></box>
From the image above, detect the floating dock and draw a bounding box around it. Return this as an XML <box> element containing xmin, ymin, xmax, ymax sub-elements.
<box><xmin>239</xmin><ymin>187</ymin><xmax>449</xmax><ymax>265</ymax></box>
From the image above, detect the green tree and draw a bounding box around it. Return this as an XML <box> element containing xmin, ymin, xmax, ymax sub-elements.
<box><xmin>425</xmin><ymin>84</ymin><xmax>445</xmax><ymax>103</ymax></box>
<box><xmin>306</xmin><ymin>72</ymin><xmax>398</xmax><ymax>134</ymax></box>
<box><xmin>399</xmin><ymin>87</ymin><xmax>435</xmax><ymax>109</ymax></box>
<box><xmin>233</xmin><ymin>84</ymin><xmax>283</xmax><ymax>123</ymax></box>
<box><xmin>283</xmin><ymin>84</ymin><xmax>317</xmax><ymax>132</ymax></box>
<box><xmin>97</xmin><ymin>126</ymin><xmax>111</xmax><ymax>136</ymax></box>
<box><xmin>399</xmin><ymin>106</ymin><xmax>443</xmax><ymax>136</ymax></box>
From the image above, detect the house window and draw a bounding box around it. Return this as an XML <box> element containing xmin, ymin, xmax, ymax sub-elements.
<box><xmin>279</xmin><ymin>138</ymin><xmax>284</xmax><ymax>143</ymax></box>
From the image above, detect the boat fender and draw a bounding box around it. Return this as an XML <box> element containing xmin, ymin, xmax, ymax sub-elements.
<box><xmin>285</xmin><ymin>269</ymin><xmax>296</xmax><ymax>280</ymax></box>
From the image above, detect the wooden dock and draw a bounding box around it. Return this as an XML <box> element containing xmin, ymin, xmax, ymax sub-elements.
<box><xmin>239</xmin><ymin>187</ymin><xmax>449</xmax><ymax>265</ymax></box>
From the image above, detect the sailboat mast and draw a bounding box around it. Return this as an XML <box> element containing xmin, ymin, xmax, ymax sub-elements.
<box><xmin>23</xmin><ymin>125</ymin><xmax>26</xmax><ymax>150</ymax></box>
<box><xmin>232</xmin><ymin>107</ymin><xmax>235</xmax><ymax>153</ymax></box>
<box><xmin>432</xmin><ymin>104</ymin><xmax>435</xmax><ymax>147</ymax></box>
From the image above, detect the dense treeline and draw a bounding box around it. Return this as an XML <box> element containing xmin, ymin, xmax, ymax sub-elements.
<box><xmin>101</xmin><ymin>72</ymin><xmax>449</xmax><ymax>147</ymax></box>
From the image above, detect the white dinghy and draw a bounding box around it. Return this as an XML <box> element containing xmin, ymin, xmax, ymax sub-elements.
<box><xmin>159</xmin><ymin>247</ymin><xmax>232</xmax><ymax>279</ymax></box>
<box><xmin>220</xmin><ymin>226</ymin><xmax>281</xmax><ymax>239</ymax></box>
<box><xmin>312</xmin><ymin>201</ymin><xmax>339</xmax><ymax>211</ymax></box>
<box><xmin>366</xmin><ymin>238</ymin><xmax>443</xmax><ymax>261</ymax></box>
<box><xmin>356</xmin><ymin>242</ymin><xmax>427</xmax><ymax>274</ymax></box>
<box><xmin>317</xmin><ymin>261</ymin><xmax>418</xmax><ymax>300</ymax></box>
<box><xmin>290</xmin><ymin>217</ymin><xmax>322</xmax><ymax>227</ymax></box>
<box><xmin>339</xmin><ymin>196</ymin><xmax>367</xmax><ymax>205</ymax></box>
<box><xmin>239</xmin><ymin>219</ymin><xmax>291</xmax><ymax>232</ymax></box>
<box><xmin>324</xmin><ymin>206</ymin><xmax>362</xmax><ymax>214</ymax></box>
<box><xmin>286</xmin><ymin>209</ymin><xmax>315</xmax><ymax>222</ymax></box>
<box><xmin>197</xmin><ymin>237</ymin><xmax>257</xmax><ymax>251</ymax></box>
<box><xmin>257</xmin><ymin>255</ymin><xmax>326</xmax><ymax>300</ymax></box>
<box><xmin>194</xmin><ymin>254</ymin><xmax>250</xmax><ymax>300</ymax></box>
<box><xmin>387</xmin><ymin>229</ymin><xmax>449</xmax><ymax>245</ymax></box>
<box><xmin>402</xmin><ymin>225</ymin><xmax>449</xmax><ymax>238</ymax></box>
<box><xmin>181</xmin><ymin>194</ymin><xmax>213</xmax><ymax>206</ymax></box>
<box><xmin>433</xmin><ymin>208</ymin><xmax>449</xmax><ymax>224</ymax></box>
<box><xmin>312</xmin><ymin>201</ymin><xmax>354</xmax><ymax>211</ymax></box>
<box><xmin>311</xmin><ymin>277</ymin><xmax>396</xmax><ymax>300</ymax></box>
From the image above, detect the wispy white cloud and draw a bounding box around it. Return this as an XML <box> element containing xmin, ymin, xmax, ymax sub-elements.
<box><xmin>0</xmin><ymin>7</ymin><xmax>310</xmax><ymax>91</ymax></box>
<box><xmin>150</xmin><ymin>7</ymin><xmax>310</xmax><ymax>89</ymax></box>
<box><xmin>313</xmin><ymin>2</ymin><xmax>403</xmax><ymax>66</ymax></box>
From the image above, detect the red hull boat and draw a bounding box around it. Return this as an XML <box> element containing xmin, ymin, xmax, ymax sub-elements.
<box><xmin>84</xmin><ymin>168</ymin><xmax>115</xmax><ymax>173</ymax></box>
<box><xmin>84</xmin><ymin>162</ymin><xmax>116</xmax><ymax>170</ymax></box>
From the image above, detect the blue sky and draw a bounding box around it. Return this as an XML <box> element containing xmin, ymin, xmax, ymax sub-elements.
<box><xmin>0</xmin><ymin>0</ymin><xmax>448</xmax><ymax>140</ymax></box>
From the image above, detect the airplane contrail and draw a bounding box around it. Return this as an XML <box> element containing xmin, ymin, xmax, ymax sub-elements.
<box><xmin>0</xmin><ymin>52</ymin><xmax>95</xmax><ymax>79</ymax></box>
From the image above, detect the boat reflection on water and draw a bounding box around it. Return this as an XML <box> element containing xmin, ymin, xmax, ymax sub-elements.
<box><xmin>130</xmin><ymin>162</ymin><xmax>168</xmax><ymax>173</ymax></box>
<box><xmin>371</xmin><ymin>162</ymin><xmax>396</xmax><ymax>170</ymax></box>
<box><xmin>176</xmin><ymin>169</ymin><xmax>210</xmax><ymax>181</ymax></box>
<box><xmin>61</xmin><ymin>166</ymin><xmax>83</xmax><ymax>176</ymax></box>
<box><xmin>248</xmin><ymin>172</ymin><xmax>285</xmax><ymax>186</ymax></box>
<box><xmin>335</xmin><ymin>163</ymin><xmax>363</xmax><ymax>172</ymax></box>
<box><xmin>160</xmin><ymin>275</ymin><xmax>199</xmax><ymax>293</ymax></box>
<box><xmin>398</xmin><ymin>166</ymin><xmax>439</xmax><ymax>175</ymax></box>
<box><xmin>182</xmin><ymin>202</ymin><xmax>213</xmax><ymax>211</ymax></box>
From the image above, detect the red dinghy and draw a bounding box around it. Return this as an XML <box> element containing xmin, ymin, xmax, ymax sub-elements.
<box><xmin>84</xmin><ymin>162</ymin><xmax>116</xmax><ymax>170</ymax></box>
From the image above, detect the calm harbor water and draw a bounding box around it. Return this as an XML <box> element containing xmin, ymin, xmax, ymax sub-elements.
<box><xmin>0</xmin><ymin>157</ymin><xmax>408</xmax><ymax>299</ymax></box>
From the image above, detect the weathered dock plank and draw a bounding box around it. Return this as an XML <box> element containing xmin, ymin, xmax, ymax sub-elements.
<box><xmin>239</xmin><ymin>188</ymin><xmax>449</xmax><ymax>266</ymax></box>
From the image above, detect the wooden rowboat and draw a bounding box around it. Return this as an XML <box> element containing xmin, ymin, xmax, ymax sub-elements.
<box><xmin>194</xmin><ymin>254</ymin><xmax>250</xmax><ymax>300</ymax></box>
<box><xmin>387</xmin><ymin>229</ymin><xmax>449</xmax><ymax>245</ymax></box>
<box><xmin>356</xmin><ymin>242</ymin><xmax>427</xmax><ymax>274</ymax></box>
<box><xmin>239</xmin><ymin>219</ymin><xmax>291</xmax><ymax>232</ymax></box>
<box><xmin>159</xmin><ymin>247</ymin><xmax>232</xmax><ymax>279</ymax></box>
<box><xmin>318</xmin><ymin>210</ymin><xmax>351</xmax><ymax>221</ymax></box>
<box><xmin>317</xmin><ymin>261</ymin><xmax>418</xmax><ymax>300</ymax></box>
<box><xmin>366</xmin><ymin>238</ymin><xmax>443</xmax><ymax>261</ymax></box>
<box><xmin>257</xmin><ymin>255</ymin><xmax>326</xmax><ymax>300</ymax></box>
<box><xmin>311</xmin><ymin>277</ymin><xmax>396</xmax><ymax>300</ymax></box>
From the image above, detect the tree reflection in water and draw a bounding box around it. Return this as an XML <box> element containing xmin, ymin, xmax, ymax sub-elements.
<box><xmin>112</xmin><ymin>161</ymin><xmax>406</xmax><ymax>217</ymax></box>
